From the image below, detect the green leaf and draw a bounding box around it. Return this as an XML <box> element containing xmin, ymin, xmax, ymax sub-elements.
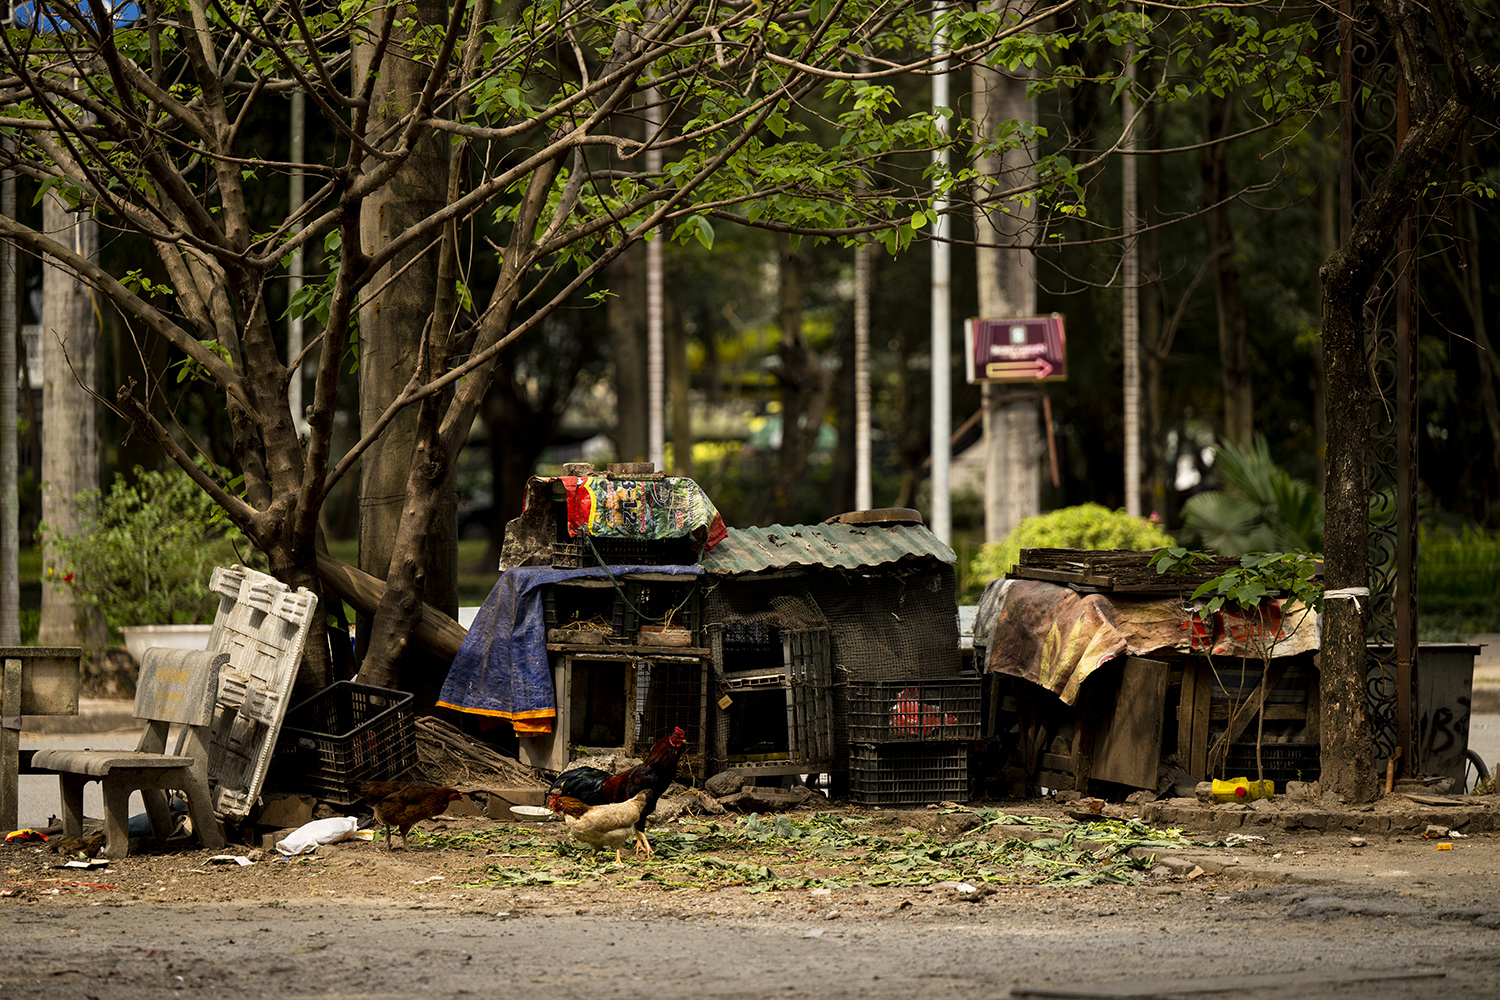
<box><xmin>692</xmin><ymin>215</ymin><xmax>714</xmax><ymax>249</ymax></box>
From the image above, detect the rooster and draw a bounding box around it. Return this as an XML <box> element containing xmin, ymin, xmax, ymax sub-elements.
<box><xmin>355</xmin><ymin>781</ymin><xmax>464</xmax><ymax>850</ymax></box>
<box><xmin>545</xmin><ymin>726</ymin><xmax>687</xmax><ymax>856</ymax></box>
<box><xmin>554</xmin><ymin>791</ymin><xmax>652</xmax><ymax>862</ymax></box>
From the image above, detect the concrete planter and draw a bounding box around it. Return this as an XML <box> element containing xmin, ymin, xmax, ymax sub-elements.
<box><xmin>119</xmin><ymin>624</ymin><xmax>214</xmax><ymax>666</ymax></box>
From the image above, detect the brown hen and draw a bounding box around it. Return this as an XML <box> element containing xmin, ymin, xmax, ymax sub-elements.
<box><xmin>355</xmin><ymin>781</ymin><xmax>464</xmax><ymax>850</ymax></box>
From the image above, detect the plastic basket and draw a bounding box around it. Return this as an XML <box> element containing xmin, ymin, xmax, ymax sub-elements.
<box><xmin>1223</xmin><ymin>742</ymin><xmax>1321</xmax><ymax>785</ymax></box>
<box><xmin>849</xmin><ymin>742</ymin><xmax>968</xmax><ymax>806</ymax></box>
<box><xmin>552</xmin><ymin>537</ymin><xmax>699</xmax><ymax>568</ymax></box>
<box><xmin>275</xmin><ymin>682</ymin><xmax>417</xmax><ymax>803</ymax></box>
<box><xmin>846</xmin><ymin>679</ymin><xmax>981</xmax><ymax>743</ymax></box>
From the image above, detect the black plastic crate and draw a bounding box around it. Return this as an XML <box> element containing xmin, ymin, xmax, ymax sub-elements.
<box><xmin>849</xmin><ymin>743</ymin><xmax>968</xmax><ymax>806</ymax></box>
<box><xmin>1223</xmin><ymin>741</ymin><xmax>1321</xmax><ymax>785</ymax></box>
<box><xmin>846</xmin><ymin>679</ymin><xmax>981</xmax><ymax>742</ymax></box>
<box><xmin>275</xmin><ymin>682</ymin><xmax>417</xmax><ymax>804</ymax></box>
<box><xmin>552</xmin><ymin>536</ymin><xmax>699</xmax><ymax>568</ymax></box>
<box><xmin>613</xmin><ymin>580</ymin><xmax>701</xmax><ymax>643</ymax></box>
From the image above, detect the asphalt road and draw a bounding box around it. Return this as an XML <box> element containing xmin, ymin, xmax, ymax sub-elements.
<box><xmin>5</xmin><ymin>875</ymin><xmax>1500</xmax><ymax>999</ymax></box>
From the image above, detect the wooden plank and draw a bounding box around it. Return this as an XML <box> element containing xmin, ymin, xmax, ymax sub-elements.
<box><xmin>1176</xmin><ymin>661</ymin><xmax>1199</xmax><ymax>766</ymax></box>
<box><xmin>1</xmin><ymin>657</ymin><xmax>20</xmax><ymax>832</ymax></box>
<box><xmin>1073</xmin><ymin>683</ymin><xmax>1096</xmax><ymax>792</ymax></box>
<box><xmin>1187</xmin><ymin>661</ymin><xmax>1211</xmax><ymax>779</ymax></box>
<box><xmin>1011</xmin><ymin>567</ymin><xmax>1115</xmax><ymax>587</ymax></box>
<box><xmin>547</xmin><ymin>645</ymin><xmax>710</xmax><ymax>657</ymax></box>
<box><xmin>1208</xmin><ymin>703</ymin><xmax>1307</xmax><ymax>721</ymax></box>
<box><xmin>782</xmin><ymin>634</ymin><xmax>800</xmax><ymax>760</ymax></box>
<box><xmin>1091</xmin><ymin>657</ymin><xmax>1168</xmax><ymax>789</ymax></box>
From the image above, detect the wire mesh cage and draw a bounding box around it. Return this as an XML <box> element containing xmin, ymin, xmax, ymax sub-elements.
<box><xmin>629</xmin><ymin>658</ymin><xmax>708</xmax><ymax>784</ymax></box>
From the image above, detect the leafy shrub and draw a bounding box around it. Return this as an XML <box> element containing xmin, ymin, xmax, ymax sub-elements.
<box><xmin>41</xmin><ymin>465</ymin><xmax>253</xmax><ymax>637</ymax></box>
<box><xmin>968</xmin><ymin>503</ymin><xmax>1175</xmax><ymax>587</ymax></box>
<box><xmin>1417</xmin><ymin>526</ymin><xmax>1500</xmax><ymax>639</ymax></box>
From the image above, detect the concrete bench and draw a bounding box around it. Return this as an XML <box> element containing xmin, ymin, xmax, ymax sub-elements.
<box><xmin>31</xmin><ymin>647</ymin><xmax>229</xmax><ymax>858</ymax></box>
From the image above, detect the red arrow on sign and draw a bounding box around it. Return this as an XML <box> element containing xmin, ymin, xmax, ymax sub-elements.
<box><xmin>984</xmin><ymin>358</ymin><xmax>1054</xmax><ymax>380</ymax></box>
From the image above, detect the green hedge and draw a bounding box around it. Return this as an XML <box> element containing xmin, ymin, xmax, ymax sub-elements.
<box><xmin>968</xmin><ymin>503</ymin><xmax>1176</xmax><ymax>589</ymax></box>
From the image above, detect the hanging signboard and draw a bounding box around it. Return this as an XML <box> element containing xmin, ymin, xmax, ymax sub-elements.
<box><xmin>964</xmin><ymin>314</ymin><xmax>1067</xmax><ymax>384</ymax></box>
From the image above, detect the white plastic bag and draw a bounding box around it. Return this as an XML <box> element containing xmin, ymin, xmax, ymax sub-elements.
<box><xmin>275</xmin><ymin>816</ymin><xmax>359</xmax><ymax>856</ymax></box>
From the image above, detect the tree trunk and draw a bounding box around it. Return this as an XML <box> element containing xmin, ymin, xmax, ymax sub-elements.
<box><xmin>37</xmin><ymin>196</ymin><xmax>103</xmax><ymax>649</ymax></box>
<box><xmin>608</xmin><ymin>241</ymin><xmax>649</xmax><ymax>463</ymax></box>
<box><xmin>758</xmin><ymin>234</ymin><xmax>829</xmax><ymax>524</ymax></box>
<box><xmin>1319</xmin><ymin>264</ymin><xmax>1378</xmax><ymax>802</ymax></box>
<box><xmin>973</xmin><ymin>31</ymin><xmax>1040</xmax><ymax>543</ymax></box>
<box><xmin>1318</xmin><ymin>0</ymin><xmax>1488</xmax><ymax>800</ymax></box>
<box><xmin>353</xmin><ymin>0</ymin><xmax>457</xmax><ymax>678</ymax></box>
<box><xmin>1201</xmin><ymin>90</ymin><xmax>1253</xmax><ymax>445</ymax></box>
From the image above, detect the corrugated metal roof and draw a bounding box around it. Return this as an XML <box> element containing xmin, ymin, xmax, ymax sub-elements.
<box><xmin>700</xmin><ymin>523</ymin><xmax>956</xmax><ymax>575</ymax></box>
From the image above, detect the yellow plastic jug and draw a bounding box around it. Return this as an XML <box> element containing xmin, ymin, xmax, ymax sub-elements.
<box><xmin>1210</xmin><ymin>777</ymin><xmax>1275</xmax><ymax>802</ymax></box>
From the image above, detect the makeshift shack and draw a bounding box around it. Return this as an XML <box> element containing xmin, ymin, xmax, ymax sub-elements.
<box><xmin>698</xmin><ymin>509</ymin><xmax>965</xmax><ymax>796</ymax></box>
<box><xmin>973</xmin><ymin>549</ymin><xmax>1323</xmax><ymax>796</ymax></box>
<box><xmin>439</xmin><ymin>464</ymin><xmax>725</xmax><ymax>781</ymax></box>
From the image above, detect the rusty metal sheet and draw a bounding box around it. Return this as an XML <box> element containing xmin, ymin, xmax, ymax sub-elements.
<box><xmin>700</xmin><ymin>523</ymin><xmax>955</xmax><ymax>576</ymax></box>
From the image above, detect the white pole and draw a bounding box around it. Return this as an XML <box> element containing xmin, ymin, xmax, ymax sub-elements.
<box><xmin>930</xmin><ymin>4</ymin><xmax>952</xmax><ymax>543</ymax></box>
<box><xmin>1121</xmin><ymin>27</ymin><xmax>1141</xmax><ymax>517</ymax></box>
<box><xmin>855</xmin><ymin>240</ymin><xmax>872</xmax><ymax>510</ymax></box>
<box><xmin>289</xmin><ymin>89</ymin><xmax>306</xmax><ymax>433</ymax></box>
<box><xmin>645</xmin><ymin>86</ymin><xmax>665</xmax><ymax>472</ymax></box>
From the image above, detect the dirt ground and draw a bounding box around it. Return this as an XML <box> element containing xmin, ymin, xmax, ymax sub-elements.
<box><xmin>8</xmin><ymin>790</ymin><xmax>1499</xmax><ymax>908</ymax></box>
<box><xmin>6</xmin><ymin>797</ymin><xmax>1500</xmax><ymax>999</ymax></box>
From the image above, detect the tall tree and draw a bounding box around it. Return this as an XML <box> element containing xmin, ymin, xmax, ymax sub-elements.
<box><xmin>1200</xmin><ymin>88</ymin><xmax>1253</xmax><ymax>445</ymax></box>
<box><xmin>353</xmin><ymin>0</ymin><xmax>459</xmax><ymax>680</ymax></box>
<box><xmin>0</xmin><ymin>0</ymin><xmax>1328</xmax><ymax>696</ymax></box>
<box><xmin>973</xmin><ymin>8</ymin><xmax>1040</xmax><ymax>544</ymax></box>
<box><xmin>1318</xmin><ymin>0</ymin><xmax>1498</xmax><ymax>801</ymax></box>
<box><xmin>2</xmin><ymin>0</ymin><xmax>1135</xmax><ymax>691</ymax></box>
<box><xmin>36</xmin><ymin>195</ymin><xmax>103</xmax><ymax>648</ymax></box>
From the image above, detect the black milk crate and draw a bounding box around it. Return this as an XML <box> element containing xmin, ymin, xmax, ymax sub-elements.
<box><xmin>849</xmin><ymin>742</ymin><xmax>968</xmax><ymax>806</ymax></box>
<box><xmin>276</xmin><ymin>682</ymin><xmax>417</xmax><ymax>804</ymax></box>
<box><xmin>847</xmin><ymin>678</ymin><xmax>981</xmax><ymax>743</ymax></box>
<box><xmin>612</xmin><ymin>579</ymin><xmax>701</xmax><ymax>643</ymax></box>
<box><xmin>552</xmin><ymin>536</ymin><xmax>699</xmax><ymax>568</ymax></box>
<box><xmin>1224</xmin><ymin>741</ymin><xmax>1321</xmax><ymax>785</ymax></box>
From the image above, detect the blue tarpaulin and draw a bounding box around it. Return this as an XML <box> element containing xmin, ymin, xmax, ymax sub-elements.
<box><xmin>436</xmin><ymin>564</ymin><xmax>703</xmax><ymax>733</ymax></box>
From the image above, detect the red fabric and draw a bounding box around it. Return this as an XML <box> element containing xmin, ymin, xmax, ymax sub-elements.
<box><xmin>561</xmin><ymin>476</ymin><xmax>592</xmax><ymax>537</ymax></box>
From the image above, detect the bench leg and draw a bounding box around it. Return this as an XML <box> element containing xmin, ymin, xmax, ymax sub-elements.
<box><xmin>57</xmin><ymin>773</ymin><xmax>88</xmax><ymax>838</ymax></box>
<box><xmin>179</xmin><ymin>775</ymin><xmax>225</xmax><ymax>851</ymax></box>
<box><xmin>100</xmin><ymin>782</ymin><xmax>134</xmax><ymax>859</ymax></box>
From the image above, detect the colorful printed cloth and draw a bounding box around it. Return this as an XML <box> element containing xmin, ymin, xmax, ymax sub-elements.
<box><xmin>561</xmin><ymin>476</ymin><xmax>727</xmax><ymax>550</ymax></box>
<box><xmin>974</xmin><ymin>578</ymin><xmax>1321</xmax><ymax>705</ymax></box>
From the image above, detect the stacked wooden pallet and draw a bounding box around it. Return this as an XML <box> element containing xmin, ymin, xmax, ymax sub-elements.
<box><xmin>1008</xmin><ymin>547</ymin><xmax>1244</xmax><ymax>595</ymax></box>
